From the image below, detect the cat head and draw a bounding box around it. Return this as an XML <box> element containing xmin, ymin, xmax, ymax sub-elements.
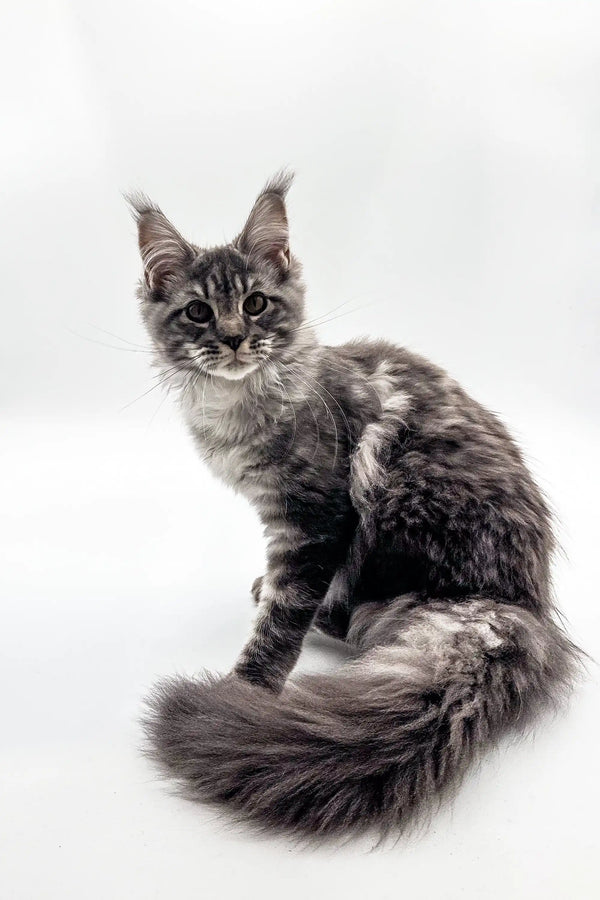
<box><xmin>128</xmin><ymin>172</ymin><xmax>306</xmax><ymax>381</ymax></box>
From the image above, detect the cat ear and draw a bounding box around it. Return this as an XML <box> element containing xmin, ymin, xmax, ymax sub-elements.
<box><xmin>236</xmin><ymin>171</ymin><xmax>294</xmax><ymax>273</ymax></box>
<box><xmin>126</xmin><ymin>193</ymin><xmax>194</xmax><ymax>290</ymax></box>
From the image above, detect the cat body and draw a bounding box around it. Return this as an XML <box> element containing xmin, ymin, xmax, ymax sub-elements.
<box><xmin>130</xmin><ymin>175</ymin><xmax>578</xmax><ymax>836</ymax></box>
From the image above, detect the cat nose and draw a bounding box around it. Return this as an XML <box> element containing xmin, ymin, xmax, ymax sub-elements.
<box><xmin>221</xmin><ymin>335</ymin><xmax>244</xmax><ymax>352</ymax></box>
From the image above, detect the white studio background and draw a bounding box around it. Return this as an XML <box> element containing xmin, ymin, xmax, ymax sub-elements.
<box><xmin>1</xmin><ymin>2</ymin><xmax>599</xmax><ymax>898</ymax></box>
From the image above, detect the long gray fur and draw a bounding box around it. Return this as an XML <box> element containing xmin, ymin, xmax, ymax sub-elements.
<box><xmin>128</xmin><ymin>173</ymin><xmax>580</xmax><ymax>837</ymax></box>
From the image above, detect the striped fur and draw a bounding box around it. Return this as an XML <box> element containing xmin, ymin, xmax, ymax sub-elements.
<box><xmin>130</xmin><ymin>174</ymin><xmax>580</xmax><ymax>837</ymax></box>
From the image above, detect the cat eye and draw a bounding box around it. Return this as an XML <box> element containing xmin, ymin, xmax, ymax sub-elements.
<box><xmin>243</xmin><ymin>292</ymin><xmax>268</xmax><ymax>316</ymax></box>
<box><xmin>185</xmin><ymin>300</ymin><xmax>213</xmax><ymax>324</ymax></box>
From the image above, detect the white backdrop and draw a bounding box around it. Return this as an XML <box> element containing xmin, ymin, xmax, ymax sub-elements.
<box><xmin>2</xmin><ymin>2</ymin><xmax>599</xmax><ymax>898</ymax></box>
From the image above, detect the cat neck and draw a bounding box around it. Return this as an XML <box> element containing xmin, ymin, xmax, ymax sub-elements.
<box><xmin>177</xmin><ymin>329</ymin><xmax>319</xmax><ymax>444</ymax></box>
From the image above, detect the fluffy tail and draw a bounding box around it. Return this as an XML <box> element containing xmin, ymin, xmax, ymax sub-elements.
<box><xmin>143</xmin><ymin>597</ymin><xmax>579</xmax><ymax>837</ymax></box>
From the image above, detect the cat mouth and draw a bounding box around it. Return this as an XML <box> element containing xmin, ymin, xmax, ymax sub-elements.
<box><xmin>215</xmin><ymin>357</ymin><xmax>259</xmax><ymax>380</ymax></box>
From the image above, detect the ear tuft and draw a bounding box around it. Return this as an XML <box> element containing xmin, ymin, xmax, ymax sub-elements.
<box><xmin>236</xmin><ymin>171</ymin><xmax>294</xmax><ymax>273</ymax></box>
<box><xmin>259</xmin><ymin>169</ymin><xmax>294</xmax><ymax>199</ymax></box>
<box><xmin>125</xmin><ymin>192</ymin><xmax>193</xmax><ymax>291</ymax></box>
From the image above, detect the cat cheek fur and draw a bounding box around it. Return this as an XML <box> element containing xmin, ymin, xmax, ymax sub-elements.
<box><xmin>129</xmin><ymin>173</ymin><xmax>581</xmax><ymax>837</ymax></box>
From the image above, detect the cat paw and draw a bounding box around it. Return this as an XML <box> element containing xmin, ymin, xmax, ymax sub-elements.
<box><xmin>232</xmin><ymin>659</ymin><xmax>284</xmax><ymax>694</ymax></box>
<box><xmin>251</xmin><ymin>575</ymin><xmax>264</xmax><ymax>605</ymax></box>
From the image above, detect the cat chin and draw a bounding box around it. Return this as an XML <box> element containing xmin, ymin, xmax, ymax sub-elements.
<box><xmin>214</xmin><ymin>362</ymin><xmax>259</xmax><ymax>382</ymax></box>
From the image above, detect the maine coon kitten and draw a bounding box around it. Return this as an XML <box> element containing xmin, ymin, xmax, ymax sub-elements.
<box><xmin>129</xmin><ymin>173</ymin><xmax>578</xmax><ymax>837</ymax></box>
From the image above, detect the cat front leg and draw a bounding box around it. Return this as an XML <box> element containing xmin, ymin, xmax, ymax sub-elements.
<box><xmin>233</xmin><ymin>540</ymin><xmax>341</xmax><ymax>692</ymax></box>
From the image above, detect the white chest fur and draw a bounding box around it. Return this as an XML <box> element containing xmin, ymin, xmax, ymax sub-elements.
<box><xmin>180</xmin><ymin>373</ymin><xmax>284</xmax><ymax>508</ymax></box>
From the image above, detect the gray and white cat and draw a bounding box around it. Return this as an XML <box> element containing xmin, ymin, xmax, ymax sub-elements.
<box><xmin>130</xmin><ymin>173</ymin><xmax>578</xmax><ymax>836</ymax></box>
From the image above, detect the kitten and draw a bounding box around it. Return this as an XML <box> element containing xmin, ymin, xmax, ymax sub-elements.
<box><xmin>129</xmin><ymin>173</ymin><xmax>579</xmax><ymax>837</ymax></box>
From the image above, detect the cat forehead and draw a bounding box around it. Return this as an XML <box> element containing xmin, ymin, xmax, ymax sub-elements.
<box><xmin>190</xmin><ymin>248</ymin><xmax>256</xmax><ymax>299</ymax></box>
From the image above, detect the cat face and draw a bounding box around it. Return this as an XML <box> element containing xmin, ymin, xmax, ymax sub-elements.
<box><xmin>129</xmin><ymin>173</ymin><xmax>306</xmax><ymax>381</ymax></box>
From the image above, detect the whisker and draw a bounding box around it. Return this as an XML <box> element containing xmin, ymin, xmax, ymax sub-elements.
<box><xmin>284</xmin><ymin>361</ymin><xmax>353</xmax><ymax>444</ymax></box>
<box><xmin>289</xmin><ymin>306</ymin><xmax>364</xmax><ymax>335</ymax></box>
<box><xmin>201</xmin><ymin>366</ymin><xmax>209</xmax><ymax>435</ymax></box>
<box><xmin>266</xmin><ymin>361</ymin><xmax>298</xmax><ymax>457</ymax></box>
<box><xmin>313</xmin><ymin>355</ymin><xmax>385</xmax><ymax>411</ymax></box>
<box><xmin>280</xmin><ymin>366</ymin><xmax>321</xmax><ymax>460</ymax></box>
<box><xmin>267</xmin><ymin>366</ymin><xmax>286</xmax><ymax>423</ymax></box>
<box><xmin>120</xmin><ymin>371</ymin><xmax>178</xmax><ymax>411</ymax></box>
<box><xmin>146</xmin><ymin>383</ymin><xmax>172</xmax><ymax>430</ymax></box>
<box><xmin>291</xmin><ymin>298</ymin><xmax>360</xmax><ymax>331</ymax></box>
<box><xmin>87</xmin><ymin>323</ymin><xmax>152</xmax><ymax>350</ymax></box>
<box><xmin>277</xmin><ymin>360</ymin><xmax>339</xmax><ymax>471</ymax></box>
<box><xmin>66</xmin><ymin>327</ymin><xmax>154</xmax><ymax>354</ymax></box>
<box><xmin>121</xmin><ymin>351</ymin><xmax>207</xmax><ymax>412</ymax></box>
